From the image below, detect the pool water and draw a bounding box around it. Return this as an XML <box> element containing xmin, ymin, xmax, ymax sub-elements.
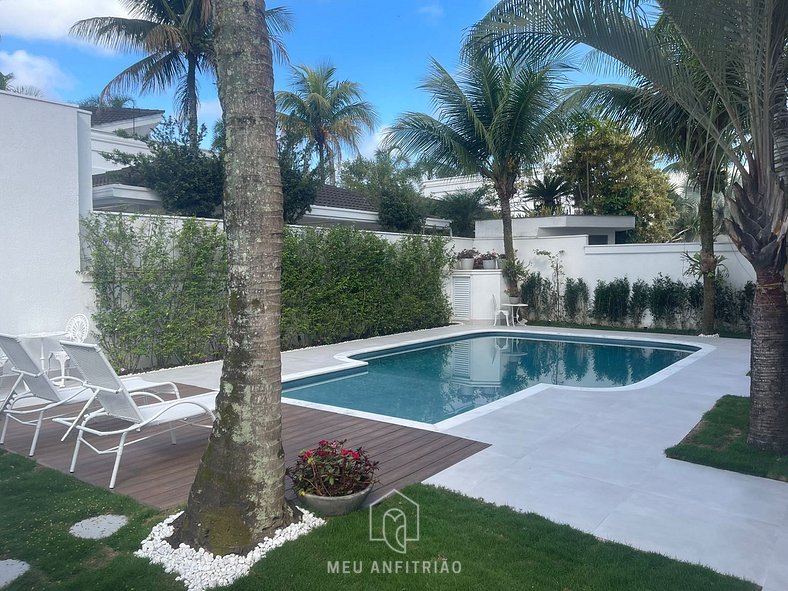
<box><xmin>283</xmin><ymin>333</ymin><xmax>695</xmax><ymax>424</ymax></box>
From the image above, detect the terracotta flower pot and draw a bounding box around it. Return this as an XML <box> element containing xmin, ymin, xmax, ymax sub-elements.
<box><xmin>300</xmin><ymin>484</ymin><xmax>373</xmax><ymax>516</ymax></box>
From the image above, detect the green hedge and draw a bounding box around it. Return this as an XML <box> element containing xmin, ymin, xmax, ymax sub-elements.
<box><xmin>82</xmin><ymin>215</ymin><xmax>452</xmax><ymax>370</ymax></box>
<box><xmin>525</xmin><ymin>270</ymin><xmax>753</xmax><ymax>334</ymax></box>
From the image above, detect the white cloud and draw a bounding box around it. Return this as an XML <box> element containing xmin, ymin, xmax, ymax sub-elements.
<box><xmin>358</xmin><ymin>127</ymin><xmax>387</xmax><ymax>159</ymax></box>
<box><xmin>0</xmin><ymin>50</ymin><xmax>73</xmax><ymax>97</ymax></box>
<box><xmin>417</xmin><ymin>2</ymin><xmax>444</xmax><ymax>19</ymax></box>
<box><xmin>0</xmin><ymin>0</ymin><xmax>131</xmax><ymax>42</ymax></box>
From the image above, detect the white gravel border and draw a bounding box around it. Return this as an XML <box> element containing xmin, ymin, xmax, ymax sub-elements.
<box><xmin>135</xmin><ymin>510</ymin><xmax>325</xmax><ymax>591</ymax></box>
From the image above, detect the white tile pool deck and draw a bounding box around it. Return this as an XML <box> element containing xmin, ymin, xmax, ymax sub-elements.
<box><xmin>142</xmin><ymin>324</ymin><xmax>786</xmax><ymax>589</ymax></box>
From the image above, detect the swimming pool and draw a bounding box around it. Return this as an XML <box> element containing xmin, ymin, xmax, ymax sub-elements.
<box><xmin>283</xmin><ymin>332</ymin><xmax>698</xmax><ymax>425</ymax></box>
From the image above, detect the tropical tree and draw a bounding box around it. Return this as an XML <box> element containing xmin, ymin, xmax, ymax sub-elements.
<box><xmin>558</xmin><ymin>115</ymin><xmax>677</xmax><ymax>242</ymax></box>
<box><xmin>78</xmin><ymin>94</ymin><xmax>137</xmax><ymax>108</ymax></box>
<box><xmin>435</xmin><ymin>188</ymin><xmax>494</xmax><ymax>237</ymax></box>
<box><xmin>172</xmin><ymin>0</ymin><xmax>292</xmax><ymax>552</ymax></box>
<box><xmin>276</xmin><ymin>63</ymin><xmax>378</xmax><ymax>184</ymax></box>
<box><xmin>572</xmin><ymin>78</ymin><xmax>731</xmax><ymax>334</ymax></box>
<box><xmin>70</xmin><ymin>1</ymin><xmax>292</xmax><ymax>148</ymax></box>
<box><xmin>340</xmin><ymin>147</ymin><xmax>421</xmax><ymax>202</ymax></box>
<box><xmin>472</xmin><ymin>0</ymin><xmax>788</xmax><ymax>451</ymax></box>
<box><xmin>0</xmin><ymin>71</ymin><xmax>42</xmax><ymax>96</ymax></box>
<box><xmin>523</xmin><ymin>174</ymin><xmax>572</xmax><ymax>214</ymax></box>
<box><xmin>385</xmin><ymin>52</ymin><xmax>566</xmax><ymax>270</ymax></box>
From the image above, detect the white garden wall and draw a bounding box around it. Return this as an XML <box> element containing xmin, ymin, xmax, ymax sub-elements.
<box><xmin>0</xmin><ymin>92</ymin><xmax>94</xmax><ymax>335</ymax></box>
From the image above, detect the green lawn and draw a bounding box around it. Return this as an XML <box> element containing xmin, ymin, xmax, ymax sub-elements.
<box><xmin>0</xmin><ymin>450</ymin><xmax>757</xmax><ymax>591</ymax></box>
<box><xmin>666</xmin><ymin>394</ymin><xmax>788</xmax><ymax>482</ymax></box>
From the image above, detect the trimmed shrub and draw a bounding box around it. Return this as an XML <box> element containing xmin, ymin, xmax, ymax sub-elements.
<box><xmin>564</xmin><ymin>278</ymin><xmax>590</xmax><ymax>322</ymax></box>
<box><xmin>629</xmin><ymin>279</ymin><xmax>651</xmax><ymax>327</ymax></box>
<box><xmin>649</xmin><ymin>274</ymin><xmax>688</xmax><ymax>328</ymax></box>
<box><xmin>521</xmin><ymin>272</ymin><xmax>554</xmax><ymax>321</ymax></box>
<box><xmin>593</xmin><ymin>278</ymin><xmax>630</xmax><ymax>324</ymax></box>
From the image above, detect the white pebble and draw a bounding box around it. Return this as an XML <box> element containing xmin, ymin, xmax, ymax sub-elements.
<box><xmin>134</xmin><ymin>510</ymin><xmax>325</xmax><ymax>591</ymax></box>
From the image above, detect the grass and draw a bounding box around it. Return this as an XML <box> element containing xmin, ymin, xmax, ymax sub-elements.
<box><xmin>0</xmin><ymin>450</ymin><xmax>758</xmax><ymax>591</ymax></box>
<box><xmin>526</xmin><ymin>320</ymin><xmax>750</xmax><ymax>339</ymax></box>
<box><xmin>666</xmin><ymin>395</ymin><xmax>788</xmax><ymax>481</ymax></box>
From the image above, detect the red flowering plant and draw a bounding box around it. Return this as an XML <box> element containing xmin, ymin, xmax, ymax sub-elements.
<box><xmin>286</xmin><ymin>439</ymin><xmax>379</xmax><ymax>497</ymax></box>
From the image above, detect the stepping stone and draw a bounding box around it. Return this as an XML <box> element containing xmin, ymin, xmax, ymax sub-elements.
<box><xmin>0</xmin><ymin>560</ymin><xmax>30</xmax><ymax>588</ymax></box>
<box><xmin>69</xmin><ymin>515</ymin><xmax>129</xmax><ymax>539</ymax></box>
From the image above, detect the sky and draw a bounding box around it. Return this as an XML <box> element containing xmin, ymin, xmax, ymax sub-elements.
<box><xmin>0</xmin><ymin>0</ymin><xmax>510</xmax><ymax>154</ymax></box>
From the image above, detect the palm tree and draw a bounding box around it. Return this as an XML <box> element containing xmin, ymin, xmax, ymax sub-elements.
<box><xmin>385</xmin><ymin>52</ymin><xmax>566</xmax><ymax>267</ymax></box>
<box><xmin>523</xmin><ymin>174</ymin><xmax>572</xmax><ymax>214</ymax></box>
<box><xmin>571</xmin><ymin>79</ymin><xmax>731</xmax><ymax>335</ymax></box>
<box><xmin>0</xmin><ymin>71</ymin><xmax>42</xmax><ymax>97</ymax></box>
<box><xmin>70</xmin><ymin>1</ymin><xmax>292</xmax><ymax>147</ymax></box>
<box><xmin>78</xmin><ymin>94</ymin><xmax>137</xmax><ymax>108</ymax></box>
<box><xmin>436</xmin><ymin>188</ymin><xmax>494</xmax><ymax>237</ymax></box>
<box><xmin>173</xmin><ymin>0</ymin><xmax>292</xmax><ymax>552</ymax></box>
<box><xmin>276</xmin><ymin>63</ymin><xmax>378</xmax><ymax>184</ymax></box>
<box><xmin>472</xmin><ymin>0</ymin><xmax>788</xmax><ymax>452</ymax></box>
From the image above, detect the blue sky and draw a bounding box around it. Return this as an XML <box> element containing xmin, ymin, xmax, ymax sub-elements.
<box><xmin>0</xmin><ymin>1</ymin><xmax>503</xmax><ymax>153</ymax></box>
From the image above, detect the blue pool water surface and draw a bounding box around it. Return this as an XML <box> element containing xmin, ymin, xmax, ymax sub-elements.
<box><xmin>283</xmin><ymin>333</ymin><xmax>696</xmax><ymax>424</ymax></box>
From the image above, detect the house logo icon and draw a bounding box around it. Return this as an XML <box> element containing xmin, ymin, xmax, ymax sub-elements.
<box><xmin>368</xmin><ymin>490</ymin><xmax>420</xmax><ymax>554</ymax></box>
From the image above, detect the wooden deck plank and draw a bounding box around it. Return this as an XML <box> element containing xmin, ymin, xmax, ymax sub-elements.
<box><xmin>1</xmin><ymin>385</ymin><xmax>488</xmax><ymax>509</ymax></box>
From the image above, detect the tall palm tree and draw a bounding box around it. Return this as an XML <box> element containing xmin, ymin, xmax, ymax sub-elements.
<box><xmin>70</xmin><ymin>0</ymin><xmax>292</xmax><ymax>148</ymax></box>
<box><xmin>572</xmin><ymin>79</ymin><xmax>731</xmax><ymax>335</ymax></box>
<box><xmin>472</xmin><ymin>0</ymin><xmax>788</xmax><ymax>452</ymax></box>
<box><xmin>276</xmin><ymin>63</ymin><xmax>378</xmax><ymax>184</ymax></box>
<box><xmin>173</xmin><ymin>0</ymin><xmax>291</xmax><ymax>552</ymax></box>
<box><xmin>385</xmin><ymin>52</ymin><xmax>566</xmax><ymax>267</ymax></box>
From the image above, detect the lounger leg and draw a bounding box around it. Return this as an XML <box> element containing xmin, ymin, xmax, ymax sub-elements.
<box><xmin>0</xmin><ymin>413</ymin><xmax>9</xmax><ymax>445</ymax></box>
<box><xmin>169</xmin><ymin>424</ymin><xmax>177</xmax><ymax>445</ymax></box>
<box><xmin>69</xmin><ymin>431</ymin><xmax>84</xmax><ymax>473</ymax></box>
<box><xmin>109</xmin><ymin>432</ymin><xmax>128</xmax><ymax>489</ymax></box>
<box><xmin>29</xmin><ymin>411</ymin><xmax>44</xmax><ymax>456</ymax></box>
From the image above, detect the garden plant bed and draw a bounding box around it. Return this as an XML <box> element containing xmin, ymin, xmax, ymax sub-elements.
<box><xmin>0</xmin><ymin>451</ymin><xmax>757</xmax><ymax>591</ymax></box>
<box><xmin>666</xmin><ymin>395</ymin><xmax>788</xmax><ymax>482</ymax></box>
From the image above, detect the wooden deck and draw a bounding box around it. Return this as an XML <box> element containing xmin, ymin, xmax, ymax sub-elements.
<box><xmin>1</xmin><ymin>385</ymin><xmax>487</xmax><ymax>509</ymax></box>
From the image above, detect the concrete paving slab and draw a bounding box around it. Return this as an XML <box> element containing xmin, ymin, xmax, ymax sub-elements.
<box><xmin>69</xmin><ymin>515</ymin><xmax>128</xmax><ymax>539</ymax></box>
<box><xmin>0</xmin><ymin>560</ymin><xmax>29</xmax><ymax>588</ymax></box>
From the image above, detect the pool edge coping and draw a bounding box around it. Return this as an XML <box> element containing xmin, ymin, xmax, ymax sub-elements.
<box><xmin>280</xmin><ymin>327</ymin><xmax>716</xmax><ymax>433</ymax></box>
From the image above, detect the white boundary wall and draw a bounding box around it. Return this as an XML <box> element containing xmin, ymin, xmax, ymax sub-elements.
<box><xmin>0</xmin><ymin>92</ymin><xmax>94</xmax><ymax>335</ymax></box>
<box><xmin>458</xmin><ymin>233</ymin><xmax>755</xmax><ymax>322</ymax></box>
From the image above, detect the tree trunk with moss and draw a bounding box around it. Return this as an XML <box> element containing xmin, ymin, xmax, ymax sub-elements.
<box><xmin>171</xmin><ymin>0</ymin><xmax>292</xmax><ymax>555</ymax></box>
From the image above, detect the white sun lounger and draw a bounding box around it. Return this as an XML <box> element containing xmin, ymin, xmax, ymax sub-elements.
<box><xmin>54</xmin><ymin>341</ymin><xmax>218</xmax><ymax>488</ymax></box>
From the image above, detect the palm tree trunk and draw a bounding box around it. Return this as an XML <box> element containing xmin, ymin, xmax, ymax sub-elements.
<box><xmin>747</xmin><ymin>269</ymin><xmax>788</xmax><ymax>453</ymax></box>
<box><xmin>172</xmin><ymin>0</ymin><xmax>292</xmax><ymax>554</ymax></box>
<box><xmin>494</xmin><ymin>174</ymin><xmax>516</xmax><ymax>264</ymax></box>
<box><xmin>186</xmin><ymin>53</ymin><xmax>199</xmax><ymax>149</ymax></box>
<box><xmin>697</xmin><ymin>166</ymin><xmax>716</xmax><ymax>335</ymax></box>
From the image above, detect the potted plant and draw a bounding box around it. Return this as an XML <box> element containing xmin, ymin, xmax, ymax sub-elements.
<box><xmin>479</xmin><ymin>250</ymin><xmax>499</xmax><ymax>270</ymax></box>
<box><xmin>456</xmin><ymin>248</ymin><xmax>479</xmax><ymax>270</ymax></box>
<box><xmin>505</xmin><ymin>285</ymin><xmax>522</xmax><ymax>304</ymax></box>
<box><xmin>286</xmin><ymin>439</ymin><xmax>379</xmax><ymax>516</ymax></box>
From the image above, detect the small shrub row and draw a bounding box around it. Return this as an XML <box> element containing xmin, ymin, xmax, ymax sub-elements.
<box><xmin>522</xmin><ymin>269</ymin><xmax>753</xmax><ymax>333</ymax></box>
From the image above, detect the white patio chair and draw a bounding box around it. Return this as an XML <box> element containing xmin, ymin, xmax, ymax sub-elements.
<box><xmin>0</xmin><ymin>333</ymin><xmax>181</xmax><ymax>456</ymax></box>
<box><xmin>0</xmin><ymin>333</ymin><xmax>93</xmax><ymax>456</ymax></box>
<box><xmin>48</xmin><ymin>314</ymin><xmax>90</xmax><ymax>383</ymax></box>
<box><xmin>491</xmin><ymin>294</ymin><xmax>511</xmax><ymax>326</ymax></box>
<box><xmin>53</xmin><ymin>341</ymin><xmax>218</xmax><ymax>489</ymax></box>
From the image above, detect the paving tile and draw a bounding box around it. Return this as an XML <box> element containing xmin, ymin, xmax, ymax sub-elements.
<box><xmin>459</xmin><ymin>463</ymin><xmax>632</xmax><ymax>532</ymax></box>
<box><xmin>594</xmin><ymin>491</ymin><xmax>777</xmax><ymax>584</ymax></box>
